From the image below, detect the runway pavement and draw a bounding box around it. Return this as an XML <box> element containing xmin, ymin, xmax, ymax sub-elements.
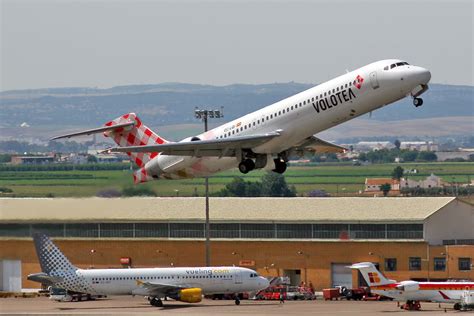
<box><xmin>0</xmin><ymin>296</ymin><xmax>461</xmax><ymax>315</ymax></box>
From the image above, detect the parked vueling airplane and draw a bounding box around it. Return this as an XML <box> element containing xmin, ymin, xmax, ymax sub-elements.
<box><xmin>28</xmin><ymin>234</ymin><xmax>269</xmax><ymax>307</ymax></box>
<box><xmin>52</xmin><ymin>59</ymin><xmax>431</xmax><ymax>183</ymax></box>
<box><xmin>350</xmin><ymin>262</ymin><xmax>474</xmax><ymax>311</ymax></box>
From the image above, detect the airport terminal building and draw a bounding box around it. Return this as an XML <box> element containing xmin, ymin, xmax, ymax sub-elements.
<box><xmin>0</xmin><ymin>197</ymin><xmax>473</xmax><ymax>291</ymax></box>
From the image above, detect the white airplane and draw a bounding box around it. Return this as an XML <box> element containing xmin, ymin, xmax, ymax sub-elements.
<box><xmin>52</xmin><ymin>59</ymin><xmax>431</xmax><ymax>183</ymax></box>
<box><xmin>28</xmin><ymin>234</ymin><xmax>269</xmax><ymax>307</ymax></box>
<box><xmin>350</xmin><ymin>262</ymin><xmax>474</xmax><ymax>311</ymax></box>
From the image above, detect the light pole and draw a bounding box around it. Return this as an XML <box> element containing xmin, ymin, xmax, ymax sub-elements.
<box><xmin>194</xmin><ymin>107</ymin><xmax>224</xmax><ymax>267</ymax></box>
<box><xmin>297</xmin><ymin>251</ymin><xmax>308</xmax><ymax>284</ymax></box>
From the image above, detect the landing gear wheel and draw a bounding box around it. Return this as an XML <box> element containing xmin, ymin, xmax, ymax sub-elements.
<box><xmin>454</xmin><ymin>303</ymin><xmax>461</xmax><ymax>310</ymax></box>
<box><xmin>238</xmin><ymin>159</ymin><xmax>255</xmax><ymax>174</ymax></box>
<box><xmin>272</xmin><ymin>159</ymin><xmax>287</xmax><ymax>174</ymax></box>
<box><xmin>150</xmin><ymin>297</ymin><xmax>163</xmax><ymax>307</ymax></box>
<box><xmin>413</xmin><ymin>97</ymin><xmax>423</xmax><ymax>107</ymax></box>
<box><xmin>235</xmin><ymin>298</ymin><xmax>241</xmax><ymax>305</ymax></box>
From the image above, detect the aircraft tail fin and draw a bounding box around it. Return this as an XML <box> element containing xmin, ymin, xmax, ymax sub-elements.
<box><xmin>32</xmin><ymin>233</ymin><xmax>77</xmax><ymax>274</ymax></box>
<box><xmin>104</xmin><ymin>113</ymin><xmax>168</xmax><ymax>168</ymax></box>
<box><xmin>349</xmin><ymin>262</ymin><xmax>396</xmax><ymax>286</ymax></box>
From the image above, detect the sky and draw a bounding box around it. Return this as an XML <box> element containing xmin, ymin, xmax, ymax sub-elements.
<box><xmin>1</xmin><ymin>0</ymin><xmax>473</xmax><ymax>91</ymax></box>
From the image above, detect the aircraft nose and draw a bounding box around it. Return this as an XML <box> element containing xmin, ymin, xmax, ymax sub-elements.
<box><xmin>413</xmin><ymin>67</ymin><xmax>431</xmax><ymax>84</ymax></box>
<box><xmin>259</xmin><ymin>277</ymin><xmax>270</xmax><ymax>289</ymax></box>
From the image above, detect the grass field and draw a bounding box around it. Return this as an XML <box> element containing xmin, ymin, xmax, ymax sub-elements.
<box><xmin>1</xmin><ymin>162</ymin><xmax>473</xmax><ymax>197</ymax></box>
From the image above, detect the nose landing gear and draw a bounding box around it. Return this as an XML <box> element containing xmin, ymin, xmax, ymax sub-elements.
<box><xmin>413</xmin><ymin>97</ymin><xmax>423</xmax><ymax>107</ymax></box>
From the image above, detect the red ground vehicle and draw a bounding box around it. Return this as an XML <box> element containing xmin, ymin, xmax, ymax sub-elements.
<box><xmin>256</xmin><ymin>285</ymin><xmax>287</xmax><ymax>300</ymax></box>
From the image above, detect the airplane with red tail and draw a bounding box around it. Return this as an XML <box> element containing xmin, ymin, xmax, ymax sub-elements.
<box><xmin>52</xmin><ymin>59</ymin><xmax>431</xmax><ymax>183</ymax></box>
<box><xmin>350</xmin><ymin>262</ymin><xmax>474</xmax><ymax>311</ymax></box>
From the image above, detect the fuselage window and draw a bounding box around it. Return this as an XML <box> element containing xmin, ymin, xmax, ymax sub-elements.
<box><xmin>311</xmin><ymin>97</ymin><xmax>314</xmax><ymax>101</ymax></box>
<box><xmin>336</xmin><ymin>87</ymin><xmax>339</xmax><ymax>92</ymax></box>
<box><xmin>290</xmin><ymin>106</ymin><xmax>293</xmax><ymax>110</ymax></box>
<box><xmin>282</xmin><ymin>109</ymin><xmax>285</xmax><ymax>114</ymax></box>
<box><xmin>299</xmin><ymin>102</ymin><xmax>302</xmax><ymax>107</ymax></box>
<box><xmin>303</xmin><ymin>101</ymin><xmax>306</xmax><ymax>105</ymax></box>
<box><xmin>253</xmin><ymin>122</ymin><xmax>256</xmax><ymax>126</ymax></box>
<box><xmin>324</xmin><ymin>92</ymin><xmax>327</xmax><ymax>96</ymax></box>
<box><xmin>384</xmin><ymin>66</ymin><xmax>389</xmax><ymax>71</ymax></box>
<box><xmin>349</xmin><ymin>82</ymin><xmax>352</xmax><ymax>86</ymax></box>
<box><xmin>278</xmin><ymin>111</ymin><xmax>281</xmax><ymax>115</ymax></box>
<box><xmin>232</xmin><ymin>130</ymin><xmax>235</xmax><ymax>134</ymax></box>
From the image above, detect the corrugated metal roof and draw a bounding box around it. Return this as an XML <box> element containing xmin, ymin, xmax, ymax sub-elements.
<box><xmin>0</xmin><ymin>197</ymin><xmax>460</xmax><ymax>223</ymax></box>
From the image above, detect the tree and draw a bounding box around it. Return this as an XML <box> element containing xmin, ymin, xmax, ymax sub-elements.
<box><xmin>416</xmin><ymin>151</ymin><xmax>437</xmax><ymax>162</ymax></box>
<box><xmin>391</xmin><ymin>166</ymin><xmax>404</xmax><ymax>180</ymax></box>
<box><xmin>87</xmin><ymin>155</ymin><xmax>98</xmax><ymax>163</ymax></box>
<box><xmin>380</xmin><ymin>183</ymin><xmax>391</xmax><ymax>197</ymax></box>
<box><xmin>217</xmin><ymin>177</ymin><xmax>262</xmax><ymax>197</ymax></box>
<box><xmin>401</xmin><ymin>150</ymin><xmax>418</xmax><ymax>162</ymax></box>
<box><xmin>261</xmin><ymin>172</ymin><xmax>296</xmax><ymax>197</ymax></box>
<box><xmin>394</xmin><ymin>139</ymin><xmax>401</xmax><ymax>150</ymax></box>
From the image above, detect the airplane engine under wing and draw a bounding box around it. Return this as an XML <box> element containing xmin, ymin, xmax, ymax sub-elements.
<box><xmin>396</xmin><ymin>280</ymin><xmax>420</xmax><ymax>291</ymax></box>
<box><xmin>176</xmin><ymin>288</ymin><xmax>202</xmax><ymax>303</ymax></box>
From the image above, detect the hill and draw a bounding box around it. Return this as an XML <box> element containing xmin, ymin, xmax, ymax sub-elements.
<box><xmin>1</xmin><ymin>83</ymin><xmax>472</xmax><ymax>141</ymax></box>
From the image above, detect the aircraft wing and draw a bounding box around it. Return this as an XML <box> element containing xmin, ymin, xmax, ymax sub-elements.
<box><xmin>291</xmin><ymin>136</ymin><xmax>347</xmax><ymax>154</ymax></box>
<box><xmin>132</xmin><ymin>280</ymin><xmax>187</xmax><ymax>297</ymax></box>
<box><xmin>104</xmin><ymin>132</ymin><xmax>281</xmax><ymax>157</ymax></box>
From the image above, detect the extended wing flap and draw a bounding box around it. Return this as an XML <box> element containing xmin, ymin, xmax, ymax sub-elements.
<box><xmin>293</xmin><ymin>136</ymin><xmax>347</xmax><ymax>154</ymax></box>
<box><xmin>105</xmin><ymin>132</ymin><xmax>280</xmax><ymax>157</ymax></box>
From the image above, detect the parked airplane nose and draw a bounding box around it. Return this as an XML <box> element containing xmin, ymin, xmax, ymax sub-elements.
<box><xmin>258</xmin><ymin>277</ymin><xmax>270</xmax><ymax>289</ymax></box>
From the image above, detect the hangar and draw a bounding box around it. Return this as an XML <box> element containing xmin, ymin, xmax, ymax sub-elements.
<box><xmin>0</xmin><ymin>197</ymin><xmax>472</xmax><ymax>291</ymax></box>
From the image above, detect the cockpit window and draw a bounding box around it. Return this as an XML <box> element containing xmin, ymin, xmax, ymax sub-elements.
<box><xmin>387</xmin><ymin>62</ymin><xmax>410</xmax><ymax>70</ymax></box>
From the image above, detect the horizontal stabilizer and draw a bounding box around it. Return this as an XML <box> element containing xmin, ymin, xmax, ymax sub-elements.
<box><xmin>27</xmin><ymin>272</ymin><xmax>64</xmax><ymax>285</ymax></box>
<box><xmin>50</xmin><ymin>121</ymin><xmax>135</xmax><ymax>140</ymax></box>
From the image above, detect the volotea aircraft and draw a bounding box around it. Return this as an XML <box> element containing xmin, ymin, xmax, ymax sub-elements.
<box><xmin>28</xmin><ymin>234</ymin><xmax>269</xmax><ymax>307</ymax></box>
<box><xmin>350</xmin><ymin>262</ymin><xmax>474</xmax><ymax>311</ymax></box>
<box><xmin>52</xmin><ymin>59</ymin><xmax>431</xmax><ymax>183</ymax></box>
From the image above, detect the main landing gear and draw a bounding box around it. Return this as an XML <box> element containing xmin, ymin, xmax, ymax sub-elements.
<box><xmin>238</xmin><ymin>159</ymin><xmax>255</xmax><ymax>174</ymax></box>
<box><xmin>149</xmin><ymin>297</ymin><xmax>163</xmax><ymax>307</ymax></box>
<box><xmin>401</xmin><ymin>300</ymin><xmax>421</xmax><ymax>311</ymax></box>
<box><xmin>413</xmin><ymin>97</ymin><xmax>423</xmax><ymax>107</ymax></box>
<box><xmin>272</xmin><ymin>158</ymin><xmax>287</xmax><ymax>174</ymax></box>
<box><xmin>238</xmin><ymin>153</ymin><xmax>288</xmax><ymax>174</ymax></box>
<box><xmin>234</xmin><ymin>295</ymin><xmax>241</xmax><ymax>305</ymax></box>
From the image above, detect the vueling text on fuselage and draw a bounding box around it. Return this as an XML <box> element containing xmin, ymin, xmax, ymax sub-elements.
<box><xmin>312</xmin><ymin>87</ymin><xmax>356</xmax><ymax>113</ymax></box>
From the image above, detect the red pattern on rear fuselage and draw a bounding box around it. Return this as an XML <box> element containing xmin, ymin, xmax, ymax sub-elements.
<box><xmin>103</xmin><ymin>113</ymin><xmax>167</xmax><ymax>178</ymax></box>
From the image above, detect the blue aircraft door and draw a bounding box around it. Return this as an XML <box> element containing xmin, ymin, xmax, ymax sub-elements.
<box><xmin>370</xmin><ymin>71</ymin><xmax>379</xmax><ymax>89</ymax></box>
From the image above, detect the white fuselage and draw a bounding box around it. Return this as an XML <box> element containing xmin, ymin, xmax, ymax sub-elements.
<box><xmin>372</xmin><ymin>282</ymin><xmax>474</xmax><ymax>303</ymax></box>
<box><xmin>59</xmin><ymin>266</ymin><xmax>268</xmax><ymax>296</ymax></box>
<box><xmin>151</xmin><ymin>59</ymin><xmax>430</xmax><ymax>179</ymax></box>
